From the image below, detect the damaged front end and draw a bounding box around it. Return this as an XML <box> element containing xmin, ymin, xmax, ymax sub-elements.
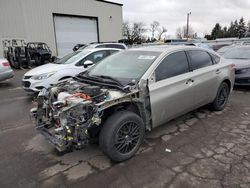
<box><xmin>30</xmin><ymin>79</ymin><xmax>140</xmax><ymax>152</ymax></box>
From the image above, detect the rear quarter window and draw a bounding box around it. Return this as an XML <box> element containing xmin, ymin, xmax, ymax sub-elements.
<box><xmin>188</xmin><ymin>50</ymin><xmax>213</xmax><ymax>70</ymax></box>
<box><xmin>210</xmin><ymin>53</ymin><xmax>220</xmax><ymax>64</ymax></box>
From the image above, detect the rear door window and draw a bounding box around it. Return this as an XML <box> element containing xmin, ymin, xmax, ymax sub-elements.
<box><xmin>188</xmin><ymin>50</ymin><xmax>213</xmax><ymax>70</ymax></box>
<box><xmin>155</xmin><ymin>51</ymin><xmax>190</xmax><ymax>81</ymax></box>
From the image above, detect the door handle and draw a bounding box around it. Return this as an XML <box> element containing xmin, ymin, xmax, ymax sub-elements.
<box><xmin>216</xmin><ymin>69</ymin><xmax>221</xmax><ymax>74</ymax></box>
<box><xmin>186</xmin><ymin>79</ymin><xmax>194</xmax><ymax>84</ymax></box>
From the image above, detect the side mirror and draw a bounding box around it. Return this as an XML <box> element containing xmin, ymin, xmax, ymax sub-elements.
<box><xmin>83</xmin><ymin>60</ymin><xmax>93</xmax><ymax>68</ymax></box>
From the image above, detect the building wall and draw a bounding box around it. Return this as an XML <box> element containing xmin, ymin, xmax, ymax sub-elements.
<box><xmin>0</xmin><ymin>0</ymin><xmax>123</xmax><ymax>56</ymax></box>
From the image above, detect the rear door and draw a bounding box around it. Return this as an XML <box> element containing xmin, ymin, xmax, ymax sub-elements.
<box><xmin>148</xmin><ymin>51</ymin><xmax>196</xmax><ymax>128</ymax></box>
<box><xmin>186</xmin><ymin>50</ymin><xmax>221</xmax><ymax>107</ymax></box>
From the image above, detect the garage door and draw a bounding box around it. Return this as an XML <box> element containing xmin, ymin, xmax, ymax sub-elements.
<box><xmin>54</xmin><ymin>15</ymin><xmax>98</xmax><ymax>57</ymax></box>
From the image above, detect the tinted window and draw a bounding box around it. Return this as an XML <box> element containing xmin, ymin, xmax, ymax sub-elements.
<box><xmin>211</xmin><ymin>53</ymin><xmax>220</xmax><ymax>64</ymax></box>
<box><xmin>155</xmin><ymin>51</ymin><xmax>189</xmax><ymax>82</ymax></box>
<box><xmin>96</xmin><ymin>44</ymin><xmax>106</xmax><ymax>48</ymax></box>
<box><xmin>188</xmin><ymin>50</ymin><xmax>213</xmax><ymax>70</ymax></box>
<box><xmin>106</xmin><ymin>44</ymin><xmax>125</xmax><ymax>49</ymax></box>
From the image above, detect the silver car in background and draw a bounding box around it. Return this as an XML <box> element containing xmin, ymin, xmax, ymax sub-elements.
<box><xmin>31</xmin><ymin>46</ymin><xmax>235</xmax><ymax>162</ymax></box>
<box><xmin>223</xmin><ymin>45</ymin><xmax>250</xmax><ymax>85</ymax></box>
<box><xmin>0</xmin><ymin>58</ymin><xmax>14</xmax><ymax>81</ymax></box>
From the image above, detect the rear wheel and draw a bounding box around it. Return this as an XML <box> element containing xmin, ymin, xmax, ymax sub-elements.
<box><xmin>99</xmin><ymin>111</ymin><xmax>145</xmax><ymax>162</ymax></box>
<box><xmin>211</xmin><ymin>82</ymin><xmax>230</xmax><ymax>111</ymax></box>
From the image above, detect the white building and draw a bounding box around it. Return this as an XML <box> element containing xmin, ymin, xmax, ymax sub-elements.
<box><xmin>0</xmin><ymin>0</ymin><xmax>123</xmax><ymax>57</ymax></box>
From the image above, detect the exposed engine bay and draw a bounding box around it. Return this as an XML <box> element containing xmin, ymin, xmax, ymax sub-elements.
<box><xmin>30</xmin><ymin>79</ymin><xmax>141</xmax><ymax>152</ymax></box>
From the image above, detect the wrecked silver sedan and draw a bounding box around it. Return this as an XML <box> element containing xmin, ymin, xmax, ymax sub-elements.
<box><xmin>31</xmin><ymin>46</ymin><xmax>235</xmax><ymax>162</ymax></box>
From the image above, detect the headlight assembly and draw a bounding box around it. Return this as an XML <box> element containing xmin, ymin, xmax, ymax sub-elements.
<box><xmin>31</xmin><ymin>72</ymin><xmax>56</xmax><ymax>80</ymax></box>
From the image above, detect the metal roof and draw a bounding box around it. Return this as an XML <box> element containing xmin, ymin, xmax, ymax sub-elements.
<box><xmin>95</xmin><ymin>0</ymin><xmax>123</xmax><ymax>6</ymax></box>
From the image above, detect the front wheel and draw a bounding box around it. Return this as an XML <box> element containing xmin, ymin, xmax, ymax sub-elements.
<box><xmin>99</xmin><ymin>111</ymin><xmax>145</xmax><ymax>162</ymax></box>
<box><xmin>211</xmin><ymin>82</ymin><xmax>230</xmax><ymax>111</ymax></box>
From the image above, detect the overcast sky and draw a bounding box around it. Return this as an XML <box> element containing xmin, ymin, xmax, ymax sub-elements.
<box><xmin>112</xmin><ymin>0</ymin><xmax>250</xmax><ymax>38</ymax></box>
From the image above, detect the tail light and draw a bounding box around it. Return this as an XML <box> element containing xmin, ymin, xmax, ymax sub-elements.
<box><xmin>2</xmin><ymin>62</ymin><xmax>10</xmax><ymax>67</ymax></box>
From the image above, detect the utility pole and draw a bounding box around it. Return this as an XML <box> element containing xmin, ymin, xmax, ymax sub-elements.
<box><xmin>186</xmin><ymin>12</ymin><xmax>191</xmax><ymax>40</ymax></box>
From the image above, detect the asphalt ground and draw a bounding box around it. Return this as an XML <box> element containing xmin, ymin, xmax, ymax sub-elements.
<box><xmin>1</xmin><ymin>69</ymin><xmax>250</xmax><ymax>188</ymax></box>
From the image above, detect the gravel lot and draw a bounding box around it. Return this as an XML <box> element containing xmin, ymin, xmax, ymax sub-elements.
<box><xmin>1</xmin><ymin>70</ymin><xmax>250</xmax><ymax>188</ymax></box>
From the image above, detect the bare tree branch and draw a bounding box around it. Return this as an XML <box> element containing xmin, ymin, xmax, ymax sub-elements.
<box><xmin>157</xmin><ymin>26</ymin><xmax>167</xmax><ymax>40</ymax></box>
<box><xmin>150</xmin><ymin>21</ymin><xmax>160</xmax><ymax>39</ymax></box>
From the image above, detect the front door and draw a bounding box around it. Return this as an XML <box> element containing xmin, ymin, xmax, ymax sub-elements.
<box><xmin>148</xmin><ymin>51</ymin><xmax>196</xmax><ymax>128</ymax></box>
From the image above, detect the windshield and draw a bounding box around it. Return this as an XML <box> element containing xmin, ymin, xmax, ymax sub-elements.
<box><xmin>88</xmin><ymin>50</ymin><xmax>161</xmax><ymax>85</ymax></box>
<box><xmin>54</xmin><ymin>50</ymin><xmax>89</xmax><ymax>64</ymax></box>
<box><xmin>223</xmin><ymin>47</ymin><xmax>250</xmax><ymax>59</ymax></box>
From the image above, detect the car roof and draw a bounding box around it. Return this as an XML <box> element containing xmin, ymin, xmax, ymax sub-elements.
<box><xmin>78</xmin><ymin>48</ymin><xmax>122</xmax><ymax>53</ymax></box>
<box><xmin>129</xmin><ymin>45</ymin><xmax>208</xmax><ymax>53</ymax></box>
<box><xmin>85</xmin><ymin>43</ymin><xmax>125</xmax><ymax>48</ymax></box>
<box><xmin>93</xmin><ymin>43</ymin><xmax>125</xmax><ymax>46</ymax></box>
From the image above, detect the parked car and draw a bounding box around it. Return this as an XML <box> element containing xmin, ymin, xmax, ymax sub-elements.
<box><xmin>223</xmin><ymin>46</ymin><xmax>250</xmax><ymax>85</ymax></box>
<box><xmin>217</xmin><ymin>45</ymin><xmax>234</xmax><ymax>56</ymax></box>
<box><xmin>22</xmin><ymin>48</ymin><xmax>120</xmax><ymax>93</ymax></box>
<box><xmin>3</xmin><ymin>39</ymin><xmax>30</xmax><ymax>69</ymax></box>
<box><xmin>30</xmin><ymin>46</ymin><xmax>234</xmax><ymax>162</ymax></box>
<box><xmin>26</xmin><ymin>42</ymin><xmax>52</xmax><ymax>66</ymax></box>
<box><xmin>79</xmin><ymin>43</ymin><xmax>128</xmax><ymax>50</ymax></box>
<box><xmin>0</xmin><ymin>58</ymin><xmax>14</xmax><ymax>81</ymax></box>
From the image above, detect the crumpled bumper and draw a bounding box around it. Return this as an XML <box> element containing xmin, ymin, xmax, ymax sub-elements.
<box><xmin>38</xmin><ymin>127</ymin><xmax>67</xmax><ymax>152</ymax></box>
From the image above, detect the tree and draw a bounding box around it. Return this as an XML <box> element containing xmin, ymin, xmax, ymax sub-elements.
<box><xmin>234</xmin><ymin>20</ymin><xmax>239</xmax><ymax>37</ymax></box>
<box><xmin>222</xmin><ymin>26</ymin><xmax>228</xmax><ymax>38</ymax></box>
<box><xmin>150</xmin><ymin>21</ymin><xmax>160</xmax><ymax>39</ymax></box>
<box><xmin>157</xmin><ymin>26</ymin><xmax>167</xmax><ymax>40</ymax></box>
<box><xmin>176</xmin><ymin>27</ymin><xmax>183</xmax><ymax>39</ymax></box>
<box><xmin>211</xmin><ymin>23</ymin><xmax>223</xmax><ymax>39</ymax></box>
<box><xmin>122</xmin><ymin>21</ymin><xmax>146</xmax><ymax>44</ymax></box>
<box><xmin>206</xmin><ymin>17</ymin><xmax>249</xmax><ymax>40</ymax></box>
<box><xmin>227</xmin><ymin>22</ymin><xmax>235</xmax><ymax>37</ymax></box>
<box><xmin>175</xmin><ymin>25</ymin><xmax>194</xmax><ymax>39</ymax></box>
<box><xmin>246</xmin><ymin>21</ymin><xmax>250</xmax><ymax>37</ymax></box>
<box><xmin>238</xmin><ymin>17</ymin><xmax>247</xmax><ymax>38</ymax></box>
<box><xmin>204</xmin><ymin>34</ymin><xmax>213</xmax><ymax>40</ymax></box>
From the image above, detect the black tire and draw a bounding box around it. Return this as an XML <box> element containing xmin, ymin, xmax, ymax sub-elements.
<box><xmin>99</xmin><ymin>111</ymin><xmax>145</xmax><ymax>162</ymax></box>
<box><xmin>211</xmin><ymin>82</ymin><xmax>230</xmax><ymax>111</ymax></box>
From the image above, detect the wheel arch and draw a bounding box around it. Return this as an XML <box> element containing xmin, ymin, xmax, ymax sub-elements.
<box><xmin>222</xmin><ymin>79</ymin><xmax>232</xmax><ymax>91</ymax></box>
<box><xmin>101</xmin><ymin>102</ymin><xmax>146</xmax><ymax>126</ymax></box>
